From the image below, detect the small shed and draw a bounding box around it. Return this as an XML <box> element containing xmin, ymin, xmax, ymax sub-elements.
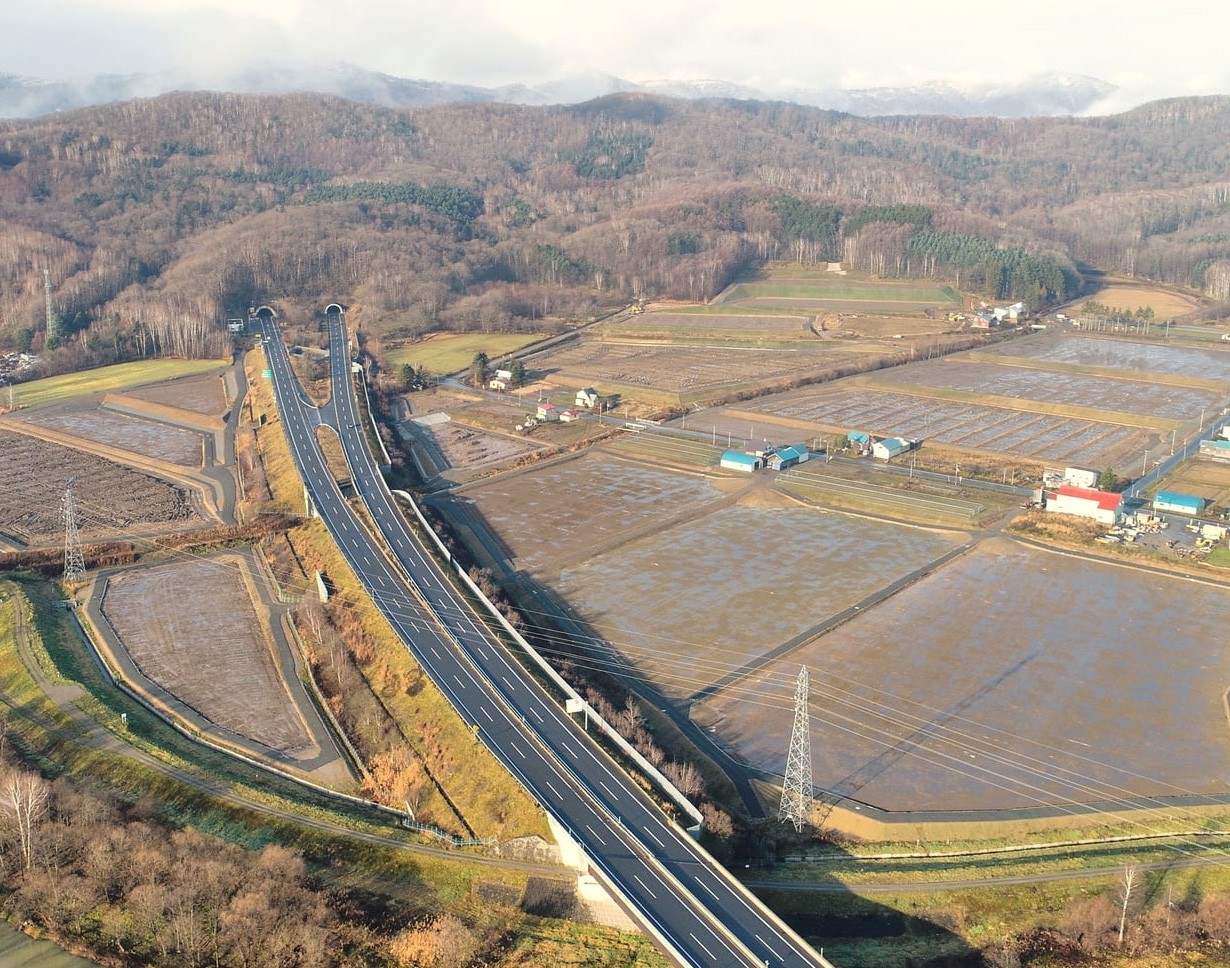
<box><xmin>494</xmin><ymin>368</ymin><xmax>513</xmax><ymax>381</ymax></box>
<box><xmin>872</xmin><ymin>437</ymin><xmax>911</xmax><ymax>460</ymax></box>
<box><xmin>720</xmin><ymin>450</ymin><xmax>762</xmax><ymax>472</ymax></box>
<box><xmin>488</xmin><ymin>377</ymin><xmax>510</xmax><ymax>391</ymax></box>
<box><xmin>1154</xmin><ymin>491</ymin><xmax>1205</xmax><ymax>515</ymax></box>
<box><xmin>576</xmin><ymin>387</ymin><xmax>601</xmax><ymax>409</ymax></box>
<box><xmin>768</xmin><ymin>445</ymin><xmax>810</xmax><ymax>471</ymax></box>
<box><xmin>559</xmin><ymin>409</ymin><xmax>580</xmax><ymax>422</ymax></box>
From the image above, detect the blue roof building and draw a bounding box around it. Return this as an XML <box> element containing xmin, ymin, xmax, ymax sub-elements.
<box><xmin>720</xmin><ymin>450</ymin><xmax>762</xmax><ymax>472</ymax></box>
<box><xmin>1153</xmin><ymin>491</ymin><xmax>1205</xmax><ymax>515</ymax></box>
<box><xmin>768</xmin><ymin>445</ymin><xmax>810</xmax><ymax>471</ymax></box>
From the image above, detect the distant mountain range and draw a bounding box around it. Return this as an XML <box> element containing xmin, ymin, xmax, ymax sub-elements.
<box><xmin>0</xmin><ymin>65</ymin><xmax>1118</xmax><ymax>120</ymax></box>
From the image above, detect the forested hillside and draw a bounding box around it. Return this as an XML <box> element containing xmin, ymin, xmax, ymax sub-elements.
<box><xmin>2</xmin><ymin>91</ymin><xmax>1230</xmax><ymax>370</ymax></box>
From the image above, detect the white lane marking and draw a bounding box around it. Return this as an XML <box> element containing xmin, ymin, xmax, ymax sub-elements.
<box><xmin>560</xmin><ymin>743</ymin><xmax>576</xmax><ymax>757</ymax></box>
<box><xmin>697</xmin><ymin>879</ymin><xmax>719</xmax><ymax>901</ymax></box>
<box><xmin>756</xmin><ymin>934</ymin><xmax>784</xmax><ymax>961</ymax></box>
<box><xmin>480</xmin><ymin>706</ymin><xmax>493</xmax><ymax>722</ymax></box>
<box><xmin>643</xmin><ymin>826</ymin><xmax>665</xmax><ymax>848</ymax></box>
<box><xmin>545</xmin><ymin>781</ymin><xmax>562</xmax><ymax>800</ymax></box>
<box><xmin>530</xmin><ymin>708</ymin><xmax>543</xmax><ymax>723</ymax></box>
<box><xmin>632</xmin><ymin>874</ymin><xmax>657</xmax><ymax>899</ymax></box>
<box><xmin>509</xmin><ymin>743</ymin><xmax>524</xmax><ymax>758</ymax></box>
<box><xmin>688</xmin><ymin>934</ymin><xmax>716</xmax><ymax>960</ymax></box>
<box><xmin>599</xmin><ymin>781</ymin><xmax>615</xmax><ymax>798</ymax></box>
<box><xmin>429</xmin><ymin>647</ymin><xmax>440</xmax><ymax>659</ymax></box>
<box><xmin>584</xmin><ymin>823</ymin><xmax>607</xmax><ymax>846</ymax></box>
<box><xmin>452</xmin><ymin>675</ymin><xmax>463</xmax><ymax>687</ymax></box>
<box><xmin>501</xmin><ymin>676</ymin><xmax>514</xmax><ymax>690</ymax></box>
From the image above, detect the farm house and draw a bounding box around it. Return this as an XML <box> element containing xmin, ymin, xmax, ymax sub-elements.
<box><xmin>576</xmin><ymin>387</ymin><xmax>601</xmax><ymax>408</ymax></box>
<box><xmin>1153</xmin><ymin>491</ymin><xmax>1205</xmax><ymax>515</ymax></box>
<box><xmin>848</xmin><ymin>431</ymin><xmax>870</xmax><ymax>448</ymax></box>
<box><xmin>768</xmin><ymin>445</ymin><xmax>810</xmax><ymax>471</ymax></box>
<box><xmin>1046</xmin><ymin>485</ymin><xmax>1123</xmax><ymax>525</ymax></box>
<box><xmin>720</xmin><ymin>451</ymin><xmax>762</xmax><ymax>472</ymax></box>
<box><xmin>872</xmin><ymin>437</ymin><xmax>911</xmax><ymax>460</ymax></box>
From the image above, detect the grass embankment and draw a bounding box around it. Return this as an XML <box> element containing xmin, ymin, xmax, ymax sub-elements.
<box><xmin>0</xmin><ymin>580</ymin><xmax>673</xmax><ymax>968</ymax></box>
<box><xmin>288</xmin><ymin>518</ymin><xmax>548</xmax><ymax>842</ymax></box>
<box><xmin>387</xmin><ymin>333</ymin><xmax>545</xmax><ymax>376</ymax></box>
<box><xmin>11</xmin><ymin>358</ymin><xmax>228</xmax><ymax>408</ymax></box>
<box><xmin>0</xmin><ymin>578</ymin><xmax>523</xmax><ymax>900</ymax></box>
<box><xmin>245</xmin><ymin>351</ymin><xmax>309</xmax><ymax>512</ymax></box>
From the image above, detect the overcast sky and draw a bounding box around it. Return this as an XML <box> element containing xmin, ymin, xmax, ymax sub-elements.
<box><xmin>2</xmin><ymin>0</ymin><xmax>1227</xmax><ymax>111</ymax></box>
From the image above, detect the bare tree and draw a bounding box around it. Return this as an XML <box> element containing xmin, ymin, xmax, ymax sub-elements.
<box><xmin>0</xmin><ymin>768</ymin><xmax>50</xmax><ymax>871</ymax></box>
<box><xmin>1118</xmin><ymin>862</ymin><xmax>1139</xmax><ymax>945</ymax></box>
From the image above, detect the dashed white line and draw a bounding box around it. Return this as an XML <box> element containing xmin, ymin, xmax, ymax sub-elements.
<box><xmin>545</xmin><ymin>781</ymin><xmax>562</xmax><ymax>800</ymax></box>
<box><xmin>688</xmin><ymin>934</ymin><xmax>715</xmax><ymax>960</ymax></box>
<box><xmin>756</xmin><ymin>934</ymin><xmax>784</xmax><ymax>961</ymax></box>
<box><xmin>480</xmin><ymin>706</ymin><xmax>493</xmax><ymax>722</ymax></box>
<box><xmin>643</xmin><ymin>826</ymin><xmax>666</xmax><ymax>848</ymax></box>
<box><xmin>584</xmin><ymin>823</ymin><xmax>607</xmax><ymax>845</ymax></box>
<box><xmin>632</xmin><ymin>874</ymin><xmax>657</xmax><ymax>899</ymax></box>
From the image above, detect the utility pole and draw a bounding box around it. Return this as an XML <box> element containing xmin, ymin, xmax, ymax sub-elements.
<box><xmin>779</xmin><ymin>666</ymin><xmax>814</xmax><ymax>832</ymax></box>
<box><xmin>61</xmin><ymin>479</ymin><xmax>85</xmax><ymax>585</ymax></box>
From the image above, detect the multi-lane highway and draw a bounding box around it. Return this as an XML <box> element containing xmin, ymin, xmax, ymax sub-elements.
<box><xmin>258</xmin><ymin>312</ymin><xmax>832</xmax><ymax>968</ymax></box>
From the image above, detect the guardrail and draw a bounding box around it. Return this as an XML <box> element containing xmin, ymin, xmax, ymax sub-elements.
<box><xmin>392</xmin><ymin>490</ymin><xmax>705</xmax><ymax>833</ymax></box>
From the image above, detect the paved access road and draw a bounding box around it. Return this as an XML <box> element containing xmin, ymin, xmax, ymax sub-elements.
<box><xmin>259</xmin><ymin>315</ymin><xmax>832</xmax><ymax>968</ymax></box>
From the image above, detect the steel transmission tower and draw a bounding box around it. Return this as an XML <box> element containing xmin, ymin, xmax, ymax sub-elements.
<box><xmin>778</xmin><ymin>665</ymin><xmax>814</xmax><ymax>831</ymax></box>
<box><xmin>44</xmin><ymin>270</ymin><xmax>61</xmax><ymax>347</ymax></box>
<box><xmin>61</xmin><ymin>479</ymin><xmax>86</xmax><ymax>584</ymax></box>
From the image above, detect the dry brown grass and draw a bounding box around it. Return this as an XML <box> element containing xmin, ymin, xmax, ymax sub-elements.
<box><xmin>1088</xmin><ymin>282</ymin><xmax>1200</xmax><ymax>319</ymax></box>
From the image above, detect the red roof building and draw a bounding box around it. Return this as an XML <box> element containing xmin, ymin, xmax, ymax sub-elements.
<box><xmin>1045</xmin><ymin>485</ymin><xmax>1123</xmax><ymax>525</ymax></box>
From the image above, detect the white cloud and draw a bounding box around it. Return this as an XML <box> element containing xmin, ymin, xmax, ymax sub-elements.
<box><xmin>0</xmin><ymin>0</ymin><xmax>1226</xmax><ymax>108</ymax></box>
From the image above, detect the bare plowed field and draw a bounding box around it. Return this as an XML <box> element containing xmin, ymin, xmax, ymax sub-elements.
<box><xmin>1087</xmin><ymin>283</ymin><xmax>1200</xmax><ymax>318</ymax></box>
<box><xmin>609</xmin><ymin>312</ymin><xmax>810</xmax><ymax>333</ymax></box>
<box><xmin>0</xmin><ymin>427</ymin><xmax>200</xmax><ymax>544</ymax></box>
<box><xmin>101</xmin><ymin>557</ymin><xmax>311</xmax><ymax>754</ymax></box>
<box><xmin>20</xmin><ymin>407</ymin><xmax>204</xmax><ymax>466</ymax></box>
<box><xmin>123</xmin><ymin>370</ymin><xmax>229</xmax><ymax>415</ymax></box>
<box><xmin>553</xmin><ymin>504</ymin><xmax>963</xmax><ymax>701</ymax></box>
<box><xmin>419</xmin><ymin>418</ymin><xmax>538</xmax><ymax>471</ymax></box>
<box><xmin>738</xmin><ymin>387</ymin><xmax>1150</xmax><ymax>470</ymax></box>
<box><xmin>533</xmin><ymin>340</ymin><xmax>859</xmax><ymax>395</ymax></box>
<box><xmin>998</xmin><ymin>335</ymin><xmax>1230</xmax><ymax>382</ymax></box>
<box><xmin>693</xmin><ymin>538</ymin><xmax>1230</xmax><ymax>812</ymax></box>
<box><xmin>1159</xmin><ymin>459</ymin><xmax>1230</xmax><ymax>506</ymax></box>
<box><xmin>459</xmin><ymin>454</ymin><xmax>725</xmax><ymax>574</ymax></box>
<box><xmin>879</xmin><ymin>359</ymin><xmax>1217</xmax><ymax>419</ymax></box>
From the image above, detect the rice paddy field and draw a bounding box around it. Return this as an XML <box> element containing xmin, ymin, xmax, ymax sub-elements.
<box><xmin>693</xmin><ymin>537</ymin><xmax>1230</xmax><ymax>812</ymax></box>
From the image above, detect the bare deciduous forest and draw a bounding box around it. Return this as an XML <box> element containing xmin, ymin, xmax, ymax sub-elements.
<box><xmin>3</xmin><ymin>92</ymin><xmax>1230</xmax><ymax>375</ymax></box>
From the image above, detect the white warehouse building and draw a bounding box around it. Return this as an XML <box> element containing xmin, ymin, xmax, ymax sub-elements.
<box><xmin>872</xmin><ymin>437</ymin><xmax>911</xmax><ymax>460</ymax></box>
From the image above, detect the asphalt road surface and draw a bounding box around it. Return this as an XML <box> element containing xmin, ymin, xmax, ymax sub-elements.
<box><xmin>259</xmin><ymin>314</ymin><xmax>832</xmax><ymax>968</ymax></box>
